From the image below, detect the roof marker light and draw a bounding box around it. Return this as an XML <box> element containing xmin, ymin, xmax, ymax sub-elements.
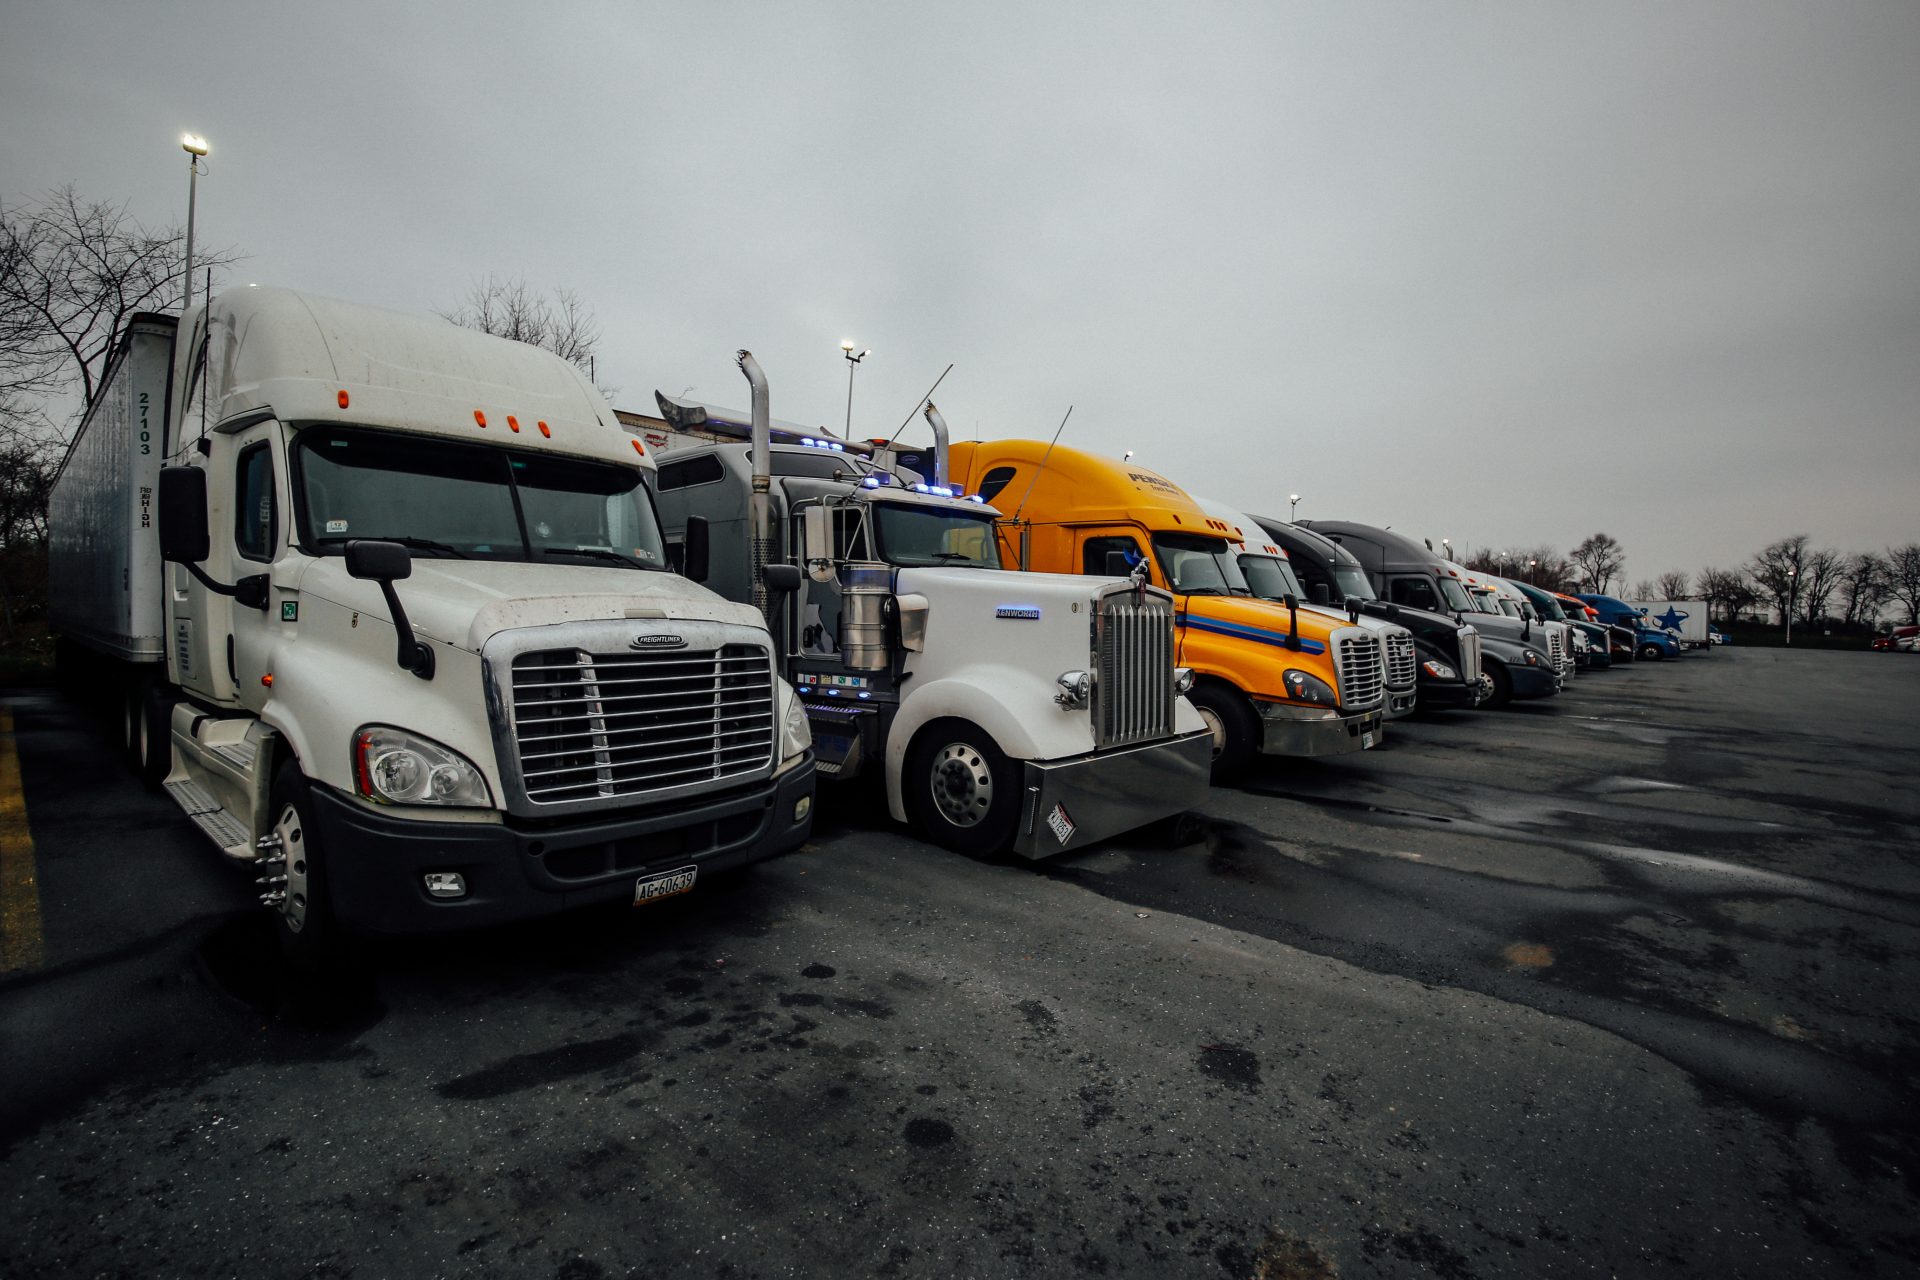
<box><xmin>631</xmin><ymin>439</ymin><xmax>646</xmax><ymax>457</ymax></box>
<box><xmin>507</xmin><ymin>415</ymin><xmax>521</xmax><ymax>433</ymax></box>
<box><xmin>537</xmin><ymin>421</ymin><xmax>551</xmax><ymax>437</ymax></box>
<box><xmin>801</xmin><ymin>437</ymin><xmax>816</xmax><ymax>447</ymax></box>
<box><xmin>474</xmin><ymin>410</ymin><xmax>487</xmax><ymax>428</ymax></box>
<box><xmin>336</xmin><ymin>390</ymin><xmax>350</xmax><ymax>409</ymax></box>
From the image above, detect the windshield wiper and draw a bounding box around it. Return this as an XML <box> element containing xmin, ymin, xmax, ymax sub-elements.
<box><xmin>351</xmin><ymin>536</ymin><xmax>470</xmax><ymax>559</ymax></box>
<box><xmin>541</xmin><ymin>546</ymin><xmax>650</xmax><ymax>570</ymax></box>
<box><xmin>927</xmin><ymin>552</ymin><xmax>980</xmax><ymax>564</ymax></box>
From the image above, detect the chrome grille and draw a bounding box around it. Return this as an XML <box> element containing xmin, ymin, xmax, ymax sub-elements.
<box><xmin>1092</xmin><ymin>583</ymin><xmax>1176</xmax><ymax>749</ymax></box>
<box><xmin>1384</xmin><ymin>630</ymin><xmax>1417</xmax><ymax>692</ymax></box>
<box><xmin>1332</xmin><ymin>630</ymin><xmax>1385</xmax><ymax>711</ymax></box>
<box><xmin>1457</xmin><ymin>628</ymin><xmax>1482</xmax><ymax>683</ymax></box>
<box><xmin>507</xmin><ymin>644</ymin><xmax>774</xmax><ymax>806</ymax></box>
<box><xmin>1547</xmin><ymin>627</ymin><xmax>1568</xmax><ymax>673</ymax></box>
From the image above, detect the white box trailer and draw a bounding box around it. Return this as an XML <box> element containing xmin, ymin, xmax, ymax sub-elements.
<box><xmin>48</xmin><ymin>313</ymin><xmax>176</xmax><ymax>665</ymax></box>
<box><xmin>1627</xmin><ymin>600</ymin><xmax>1711</xmax><ymax>650</ymax></box>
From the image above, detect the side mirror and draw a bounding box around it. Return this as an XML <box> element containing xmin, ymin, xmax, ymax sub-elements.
<box><xmin>345</xmin><ymin>539</ymin><xmax>412</xmax><ymax>582</ymax></box>
<box><xmin>158</xmin><ymin>466</ymin><xmax>210</xmax><ymax>564</ymax></box>
<box><xmin>1309</xmin><ymin>583</ymin><xmax>1331</xmax><ymax>605</ymax></box>
<box><xmin>764</xmin><ymin>563</ymin><xmax>802</xmax><ymax>595</ymax></box>
<box><xmin>802</xmin><ymin>506</ymin><xmax>835</xmax><ymax>583</ymax></box>
<box><xmin>683</xmin><ymin>515</ymin><xmax>710</xmax><ymax>583</ymax></box>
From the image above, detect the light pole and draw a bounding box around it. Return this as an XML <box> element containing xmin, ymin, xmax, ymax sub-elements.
<box><xmin>1528</xmin><ymin>558</ymin><xmax>1537</xmax><ymax>585</ymax></box>
<box><xmin>1785</xmin><ymin>567</ymin><xmax>1796</xmax><ymax>646</ymax></box>
<box><xmin>839</xmin><ymin>340</ymin><xmax>869</xmax><ymax>437</ymax></box>
<box><xmin>1289</xmin><ymin>493</ymin><xmax>1300</xmax><ymax>520</ymax></box>
<box><xmin>180</xmin><ymin>134</ymin><xmax>209</xmax><ymax>314</ymax></box>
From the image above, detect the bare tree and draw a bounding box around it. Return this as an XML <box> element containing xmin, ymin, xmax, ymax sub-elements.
<box><xmin>1653</xmin><ymin>571</ymin><xmax>1693</xmax><ymax>599</ymax></box>
<box><xmin>1629</xmin><ymin>578</ymin><xmax>1658</xmax><ymax>600</ymax></box>
<box><xmin>0</xmin><ymin>392</ymin><xmax>61</xmax><ymax>636</ymax></box>
<box><xmin>1568</xmin><ymin>533</ymin><xmax>1625</xmax><ymax>593</ymax></box>
<box><xmin>1697</xmin><ymin>567</ymin><xmax>1755</xmax><ymax>623</ymax></box>
<box><xmin>439</xmin><ymin>276</ymin><xmax>601</xmax><ymax>378</ymax></box>
<box><xmin>1885</xmin><ymin>543</ymin><xmax>1920</xmax><ymax>626</ymax></box>
<box><xmin>1796</xmin><ymin>548</ymin><xmax>1844</xmax><ymax>624</ymax></box>
<box><xmin>1747</xmin><ymin>535</ymin><xmax>1810</xmax><ymax>623</ymax></box>
<box><xmin>1838</xmin><ymin>553</ymin><xmax>1888</xmax><ymax>627</ymax></box>
<box><xmin>2</xmin><ymin>184</ymin><xmax>242</xmax><ymax>405</ymax></box>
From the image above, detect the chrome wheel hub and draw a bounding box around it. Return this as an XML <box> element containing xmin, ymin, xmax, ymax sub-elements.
<box><xmin>273</xmin><ymin>802</ymin><xmax>309</xmax><ymax>933</ymax></box>
<box><xmin>1195</xmin><ymin>706</ymin><xmax>1226</xmax><ymax>758</ymax></box>
<box><xmin>930</xmin><ymin>743</ymin><xmax>993</xmax><ymax>828</ymax></box>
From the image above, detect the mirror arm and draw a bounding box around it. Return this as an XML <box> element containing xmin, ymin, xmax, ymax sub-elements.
<box><xmin>1283</xmin><ymin>593</ymin><xmax>1301</xmax><ymax>650</ymax></box>
<box><xmin>374</xmin><ymin>580</ymin><xmax>435</xmax><ymax>679</ymax></box>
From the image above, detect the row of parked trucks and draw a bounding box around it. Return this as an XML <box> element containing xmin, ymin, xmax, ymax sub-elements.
<box><xmin>45</xmin><ymin>288</ymin><xmax>1698</xmax><ymax>969</ymax></box>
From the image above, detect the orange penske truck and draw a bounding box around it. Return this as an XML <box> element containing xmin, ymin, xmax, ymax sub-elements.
<box><xmin>946</xmin><ymin>440</ymin><xmax>1387</xmax><ymax>773</ymax></box>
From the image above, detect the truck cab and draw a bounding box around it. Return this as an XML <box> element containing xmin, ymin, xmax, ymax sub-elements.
<box><xmin>1250</xmin><ymin>517</ymin><xmax>1485</xmax><ymax>710</ymax></box>
<box><xmin>1298</xmin><ymin>521</ymin><xmax>1559</xmax><ymax>708</ymax></box>
<box><xmin>50</xmin><ymin>288</ymin><xmax>816</xmax><ymax>968</ymax></box>
<box><xmin>1190</xmin><ymin>498</ymin><xmax>1419</xmax><ymax>720</ymax></box>
<box><xmin>1575</xmin><ymin>595</ymin><xmax>1682</xmax><ymax>660</ymax></box>
<box><xmin>648</xmin><ymin>388</ymin><xmax>1212</xmax><ymax>858</ymax></box>
<box><xmin>1463</xmin><ymin>570</ymin><xmax>1574</xmax><ymax>682</ymax></box>
<box><xmin>946</xmin><ymin>442</ymin><xmax>1388</xmax><ymax>774</ymax></box>
<box><xmin>1509</xmin><ymin>580</ymin><xmax>1612</xmax><ymax>669</ymax></box>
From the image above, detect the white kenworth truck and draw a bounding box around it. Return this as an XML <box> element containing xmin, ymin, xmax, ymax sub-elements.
<box><xmin>48</xmin><ymin>289</ymin><xmax>815</xmax><ymax>967</ymax></box>
<box><xmin>645</xmin><ymin>363</ymin><xmax>1213</xmax><ymax>858</ymax></box>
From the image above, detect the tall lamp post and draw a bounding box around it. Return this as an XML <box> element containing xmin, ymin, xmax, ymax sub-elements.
<box><xmin>1785</xmin><ymin>567</ymin><xmax>1796</xmax><ymax>646</ymax></box>
<box><xmin>839</xmin><ymin>340</ymin><xmax>869</xmax><ymax>437</ymax></box>
<box><xmin>1289</xmin><ymin>493</ymin><xmax>1300</xmax><ymax>520</ymax></box>
<box><xmin>1528</xmin><ymin>558</ymin><xmax>1538</xmax><ymax>585</ymax></box>
<box><xmin>180</xmin><ymin>134</ymin><xmax>209</xmax><ymax>313</ymax></box>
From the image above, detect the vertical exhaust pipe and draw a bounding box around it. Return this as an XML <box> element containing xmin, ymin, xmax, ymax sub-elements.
<box><xmin>737</xmin><ymin>350</ymin><xmax>772</xmax><ymax>619</ymax></box>
<box><xmin>921</xmin><ymin>401</ymin><xmax>950</xmax><ymax>489</ymax></box>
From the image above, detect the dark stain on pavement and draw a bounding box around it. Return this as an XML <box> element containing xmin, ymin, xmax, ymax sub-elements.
<box><xmin>438</xmin><ymin>1034</ymin><xmax>647</xmax><ymax>1100</ymax></box>
<box><xmin>904</xmin><ymin>1117</ymin><xmax>955</xmax><ymax>1148</ymax></box>
<box><xmin>1198</xmin><ymin>1043</ymin><xmax>1261</xmax><ymax>1092</ymax></box>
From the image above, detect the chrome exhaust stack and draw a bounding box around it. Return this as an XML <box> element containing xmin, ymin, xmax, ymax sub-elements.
<box><xmin>736</xmin><ymin>350</ymin><xmax>773</xmax><ymax>619</ymax></box>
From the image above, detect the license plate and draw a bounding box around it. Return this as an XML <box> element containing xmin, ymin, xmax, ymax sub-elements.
<box><xmin>1361</xmin><ymin>731</ymin><xmax>1377</xmax><ymax>749</ymax></box>
<box><xmin>634</xmin><ymin>864</ymin><xmax>698</xmax><ymax>906</ymax></box>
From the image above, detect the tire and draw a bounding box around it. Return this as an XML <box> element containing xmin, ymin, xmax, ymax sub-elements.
<box><xmin>1186</xmin><ymin>681</ymin><xmax>1258</xmax><ymax>779</ymax></box>
<box><xmin>1482</xmin><ymin>660</ymin><xmax>1514</xmax><ymax>709</ymax></box>
<box><xmin>1637</xmin><ymin>643</ymin><xmax>1664</xmax><ymax>661</ymax></box>
<box><xmin>128</xmin><ymin>681</ymin><xmax>174</xmax><ymax>791</ymax></box>
<box><xmin>265</xmin><ymin>762</ymin><xmax>357</xmax><ymax>976</ymax></box>
<box><xmin>904</xmin><ymin>720</ymin><xmax>1022</xmax><ymax>856</ymax></box>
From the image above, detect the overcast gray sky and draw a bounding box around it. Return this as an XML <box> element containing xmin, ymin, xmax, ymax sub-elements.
<box><xmin>6</xmin><ymin>1</ymin><xmax>1916</xmax><ymax>584</ymax></box>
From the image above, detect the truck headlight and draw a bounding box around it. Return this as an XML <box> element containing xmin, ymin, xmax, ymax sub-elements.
<box><xmin>779</xmin><ymin>679</ymin><xmax>811</xmax><ymax>761</ymax></box>
<box><xmin>1054</xmin><ymin>669</ymin><xmax>1092</xmax><ymax>709</ymax></box>
<box><xmin>1173</xmin><ymin>667</ymin><xmax>1195</xmax><ymax>695</ymax></box>
<box><xmin>1523</xmin><ymin>649</ymin><xmax>1542</xmax><ymax>666</ymax></box>
<box><xmin>1421</xmin><ymin>659</ymin><xmax>1457</xmax><ymax>680</ymax></box>
<box><xmin>352</xmin><ymin>726</ymin><xmax>491</xmax><ymax>807</ymax></box>
<box><xmin>1282</xmin><ymin>669</ymin><xmax>1336</xmax><ymax>706</ymax></box>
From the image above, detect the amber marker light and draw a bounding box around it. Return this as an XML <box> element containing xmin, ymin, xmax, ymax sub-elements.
<box><xmin>537</xmin><ymin>421</ymin><xmax>551</xmax><ymax>437</ymax></box>
<box><xmin>337</xmin><ymin>390</ymin><xmax>350</xmax><ymax>408</ymax></box>
<box><xmin>631</xmin><ymin>439</ymin><xmax>645</xmax><ymax>456</ymax></box>
<box><xmin>474</xmin><ymin>410</ymin><xmax>487</xmax><ymax>428</ymax></box>
<box><xmin>507</xmin><ymin>415</ymin><xmax>520</xmax><ymax>432</ymax></box>
<box><xmin>261</xmin><ymin>673</ymin><xmax>274</xmax><ymax>687</ymax></box>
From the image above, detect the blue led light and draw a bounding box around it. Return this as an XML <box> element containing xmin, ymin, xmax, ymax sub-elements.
<box><xmin>968</xmin><ymin>495</ymin><xmax>986</xmax><ymax>503</ymax></box>
<box><xmin>857</xmin><ymin>691</ymin><xmax>871</xmax><ymax>699</ymax></box>
<box><xmin>801</xmin><ymin>436</ymin><xmax>816</xmax><ymax>446</ymax></box>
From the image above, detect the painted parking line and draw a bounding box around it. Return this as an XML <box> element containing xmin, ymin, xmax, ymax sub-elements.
<box><xmin>0</xmin><ymin>708</ymin><xmax>46</xmax><ymax>973</ymax></box>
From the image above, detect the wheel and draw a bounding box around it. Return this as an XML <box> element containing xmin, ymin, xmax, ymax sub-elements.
<box><xmin>265</xmin><ymin>762</ymin><xmax>357</xmax><ymax>976</ymax></box>
<box><xmin>1482</xmin><ymin>660</ymin><xmax>1513</xmax><ymax>709</ymax></box>
<box><xmin>127</xmin><ymin>681</ymin><xmax>174</xmax><ymax>791</ymax></box>
<box><xmin>1185</xmin><ymin>681</ymin><xmax>1258</xmax><ymax>779</ymax></box>
<box><xmin>1637</xmin><ymin>643</ymin><xmax>1664</xmax><ymax>661</ymax></box>
<box><xmin>904</xmin><ymin>720</ymin><xmax>1021</xmax><ymax>856</ymax></box>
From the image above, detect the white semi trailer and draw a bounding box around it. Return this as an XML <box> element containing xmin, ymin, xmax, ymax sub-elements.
<box><xmin>48</xmin><ymin>289</ymin><xmax>815</xmax><ymax>968</ymax></box>
<box><xmin>648</xmin><ymin>372</ymin><xmax>1214</xmax><ymax>858</ymax></box>
<box><xmin>1626</xmin><ymin>600</ymin><xmax>1711</xmax><ymax>650</ymax></box>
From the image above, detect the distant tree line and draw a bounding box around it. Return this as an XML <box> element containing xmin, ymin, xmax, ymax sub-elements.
<box><xmin>1461</xmin><ymin>529</ymin><xmax>1920</xmax><ymax>630</ymax></box>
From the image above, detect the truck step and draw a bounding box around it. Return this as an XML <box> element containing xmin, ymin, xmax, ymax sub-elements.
<box><xmin>163</xmin><ymin>777</ymin><xmax>253</xmax><ymax>858</ymax></box>
<box><xmin>210</xmin><ymin>739</ymin><xmax>258</xmax><ymax>770</ymax></box>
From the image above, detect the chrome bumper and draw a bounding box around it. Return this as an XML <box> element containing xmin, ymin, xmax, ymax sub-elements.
<box><xmin>1256</xmin><ymin>701</ymin><xmax>1384</xmax><ymax>758</ymax></box>
<box><xmin>1012</xmin><ymin>729</ymin><xmax>1214</xmax><ymax>859</ymax></box>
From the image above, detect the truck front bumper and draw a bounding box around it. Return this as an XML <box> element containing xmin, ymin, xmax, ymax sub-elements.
<box><xmin>311</xmin><ymin>757</ymin><xmax>817</xmax><ymax>936</ymax></box>
<box><xmin>1416</xmin><ymin>677</ymin><xmax>1482</xmax><ymax>710</ymax></box>
<box><xmin>1383</xmin><ymin>686</ymin><xmax>1418</xmax><ymax>719</ymax></box>
<box><xmin>1510</xmin><ymin>665</ymin><xmax>1560</xmax><ymax>700</ymax></box>
<box><xmin>1256</xmin><ymin>702</ymin><xmax>1385</xmax><ymax>758</ymax></box>
<box><xmin>1012</xmin><ymin>730</ymin><xmax>1213</xmax><ymax>859</ymax></box>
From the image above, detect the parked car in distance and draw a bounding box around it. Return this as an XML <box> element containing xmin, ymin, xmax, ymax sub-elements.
<box><xmin>1872</xmin><ymin>625</ymin><xmax>1919</xmax><ymax>651</ymax></box>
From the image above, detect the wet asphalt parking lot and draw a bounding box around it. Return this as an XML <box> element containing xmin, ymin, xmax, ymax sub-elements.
<box><xmin>2</xmin><ymin>647</ymin><xmax>1917</xmax><ymax>1279</ymax></box>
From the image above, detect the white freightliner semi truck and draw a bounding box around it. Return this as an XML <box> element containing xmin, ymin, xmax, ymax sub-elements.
<box><xmin>48</xmin><ymin>289</ymin><xmax>815</xmax><ymax>966</ymax></box>
<box><xmin>647</xmin><ymin>372</ymin><xmax>1214</xmax><ymax>858</ymax></box>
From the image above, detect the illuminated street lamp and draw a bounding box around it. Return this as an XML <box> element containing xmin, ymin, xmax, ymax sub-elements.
<box><xmin>1528</xmin><ymin>558</ymin><xmax>1538</xmax><ymax>585</ymax></box>
<box><xmin>180</xmin><ymin>133</ymin><xmax>209</xmax><ymax>314</ymax></box>
<box><xmin>1785</xmin><ymin>567</ymin><xmax>1797</xmax><ymax>646</ymax></box>
<box><xmin>839</xmin><ymin>339</ymin><xmax>870</xmax><ymax>437</ymax></box>
<box><xmin>1289</xmin><ymin>493</ymin><xmax>1300</xmax><ymax>519</ymax></box>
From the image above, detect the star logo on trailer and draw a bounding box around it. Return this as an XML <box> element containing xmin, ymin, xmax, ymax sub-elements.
<box><xmin>1654</xmin><ymin>607</ymin><xmax>1688</xmax><ymax>630</ymax></box>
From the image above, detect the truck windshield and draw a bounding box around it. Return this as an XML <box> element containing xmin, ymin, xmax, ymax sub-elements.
<box><xmin>1331</xmin><ymin>564</ymin><xmax>1376</xmax><ymax>602</ymax></box>
<box><xmin>1237</xmin><ymin>553</ymin><xmax>1306</xmax><ymax>602</ymax></box>
<box><xmin>1436</xmin><ymin>577</ymin><xmax>1475</xmax><ymax>612</ymax></box>
<box><xmin>872</xmin><ymin>503</ymin><xmax>1002</xmax><ymax>569</ymax></box>
<box><xmin>1153</xmin><ymin>533</ymin><xmax>1250</xmax><ymax>596</ymax></box>
<box><xmin>295</xmin><ymin>427</ymin><xmax>668</xmax><ymax>569</ymax></box>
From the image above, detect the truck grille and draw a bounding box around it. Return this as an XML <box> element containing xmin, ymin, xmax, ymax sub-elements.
<box><xmin>1384</xmin><ymin>630</ymin><xmax>1417</xmax><ymax>692</ymax></box>
<box><xmin>1457</xmin><ymin>628</ymin><xmax>1482</xmax><ymax>683</ymax></box>
<box><xmin>507</xmin><ymin>644</ymin><xmax>775</xmax><ymax>806</ymax></box>
<box><xmin>1547</xmin><ymin>628</ymin><xmax>1567</xmax><ymax>673</ymax></box>
<box><xmin>1332</xmin><ymin>630</ymin><xmax>1385</xmax><ymax>711</ymax></box>
<box><xmin>1092</xmin><ymin>583</ymin><xmax>1176</xmax><ymax>749</ymax></box>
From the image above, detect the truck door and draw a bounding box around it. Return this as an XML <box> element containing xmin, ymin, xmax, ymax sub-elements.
<box><xmin>227</xmin><ymin>424</ymin><xmax>287</xmax><ymax>712</ymax></box>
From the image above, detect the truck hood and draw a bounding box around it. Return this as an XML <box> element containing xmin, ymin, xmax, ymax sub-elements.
<box><xmin>295</xmin><ymin>556</ymin><xmax>765</xmax><ymax>653</ymax></box>
<box><xmin>1180</xmin><ymin>592</ymin><xmax>1342</xmax><ymax>648</ymax></box>
<box><xmin>894</xmin><ymin>565</ymin><xmax>1124</xmax><ymax>612</ymax></box>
